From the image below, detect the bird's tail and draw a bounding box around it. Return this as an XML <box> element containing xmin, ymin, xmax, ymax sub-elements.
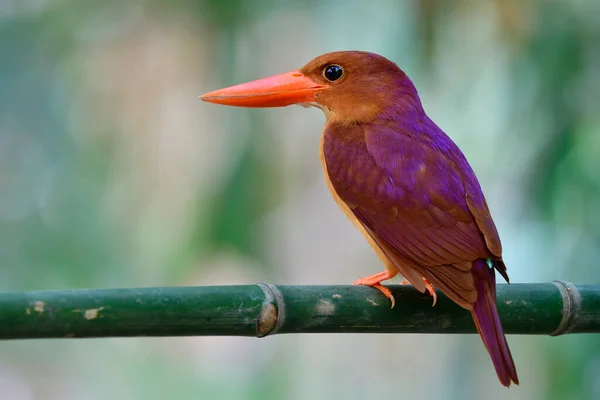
<box><xmin>470</xmin><ymin>259</ymin><xmax>519</xmax><ymax>387</ymax></box>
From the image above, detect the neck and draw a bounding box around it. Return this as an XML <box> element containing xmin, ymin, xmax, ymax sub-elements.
<box><xmin>323</xmin><ymin>75</ymin><xmax>426</xmax><ymax>126</ymax></box>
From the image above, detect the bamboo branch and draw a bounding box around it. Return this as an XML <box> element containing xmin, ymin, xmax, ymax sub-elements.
<box><xmin>0</xmin><ymin>282</ymin><xmax>598</xmax><ymax>340</ymax></box>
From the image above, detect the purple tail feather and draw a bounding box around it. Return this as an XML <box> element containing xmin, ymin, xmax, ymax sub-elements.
<box><xmin>471</xmin><ymin>259</ymin><xmax>519</xmax><ymax>387</ymax></box>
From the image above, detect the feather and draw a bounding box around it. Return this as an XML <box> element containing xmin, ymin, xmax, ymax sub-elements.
<box><xmin>322</xmin><ymin>113</ymin><xmax>517</xmax><ymax>384</ymax></box>
<box><xmin>471</xmin><ymin>259</ymin><xmax>519</xmax><ymax>386</ymax></box>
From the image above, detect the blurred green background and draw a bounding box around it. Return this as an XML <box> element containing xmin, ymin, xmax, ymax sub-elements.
<box><xmin>1</xmin><ymin>0</ymin><xmax>599</xmax><ymax>399</ymax></box>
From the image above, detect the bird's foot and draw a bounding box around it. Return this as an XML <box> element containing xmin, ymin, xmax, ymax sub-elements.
<box><xmin>400</xmin><ymin>278</ymin><xmax>438</xmax><ymax>307</ymax></box>
<box><xmin>353</xmin><ymin>270</ymin><xmax>397</xmax><ymax>308</ymax></box>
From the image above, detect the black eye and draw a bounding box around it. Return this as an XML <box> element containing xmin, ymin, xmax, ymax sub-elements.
<box><xmin>323</xmin><ymin>65</ymin><xmax>344</xmax><ymax>81</ymax></box>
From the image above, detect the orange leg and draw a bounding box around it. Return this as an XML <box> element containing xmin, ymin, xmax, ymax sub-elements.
<box><xmin>353</xmin><ymin>270</ymin><xmax>397</xmax><ymax>308</ymax></box>
<box><xmin>400</xmin><ymin>278</ymin><xmax>438</xmax><ymax>307</ymax></box>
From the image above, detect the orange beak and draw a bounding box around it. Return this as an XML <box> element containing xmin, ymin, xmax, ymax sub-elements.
<box><xmin>200</xmin><ymin>70</ymin><xmax>326</xmax><ymax>107</ymax></box>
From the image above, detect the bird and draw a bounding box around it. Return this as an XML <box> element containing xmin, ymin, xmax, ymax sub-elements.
<box><xmin>200</xmin><ymin>51</ymin><xmax>518</xmax><ymax>387</ymax></box>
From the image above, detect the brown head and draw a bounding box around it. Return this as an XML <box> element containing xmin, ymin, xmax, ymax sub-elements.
<box><xmin>200</xmin><ymin>51</ymin><xmax>422</xmax><ymax>124</ymax></box>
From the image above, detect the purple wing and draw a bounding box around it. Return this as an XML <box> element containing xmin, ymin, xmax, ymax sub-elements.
<box><xmin>323</xmin><ymin>120</ymin><xmax>505</xmax><ymax>308</ymax></box>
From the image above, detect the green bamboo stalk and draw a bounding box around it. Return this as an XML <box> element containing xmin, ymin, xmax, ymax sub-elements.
<box><xmin>0</xmin><ymin>282</ymin><xmax>598</xmax><ymax>340</ymax></box>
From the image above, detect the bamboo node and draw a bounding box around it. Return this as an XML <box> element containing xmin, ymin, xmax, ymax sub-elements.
<box><xmin>551</xmin><ymin>280</ymin><xmax>581</xmax><ymax>336</ymax></box>
<box><xmin>256</xmin><ymin>283</ymin><xmax>286</xmax><ymax>337</ymax></box>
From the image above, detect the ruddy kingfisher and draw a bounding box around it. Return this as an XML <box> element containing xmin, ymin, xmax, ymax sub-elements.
<box><xmin>200</xmin><ymin>51</ymin><xmax>518</xmax><ymax>387</ymax></box>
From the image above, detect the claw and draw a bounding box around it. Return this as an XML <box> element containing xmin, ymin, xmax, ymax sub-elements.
<box><xmin>372</xmin><ymin>284</ymin><xmax>396</xmax><ymax>308</ymax></box>
<box><xmin>353</xmin><ymin>270</ymin><xmax>397</xmax><ymax>308</ymax></box>
<box><xmin>400</xmin><ymin>278</ymin><xmax>437</xmax><ymax>306</ymax></box>
<box><xmin>423</xmin><ymin>279</ymin><xmax>437</xmax><ymax>307</ymax></box>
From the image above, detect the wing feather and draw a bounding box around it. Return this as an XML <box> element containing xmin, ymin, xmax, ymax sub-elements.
<box><xmin>322</xmin><ymin>120</ymin><xmax>506</xmax><ymax>307</ymax></box>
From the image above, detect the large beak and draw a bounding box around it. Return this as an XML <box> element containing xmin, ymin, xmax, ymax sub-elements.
<box><xmin>200</xmin><ymin>70</ymin><xmax>326</xmax><ymax>107</ymax></box>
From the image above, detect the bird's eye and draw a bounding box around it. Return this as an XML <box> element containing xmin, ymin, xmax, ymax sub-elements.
<box><xmin>323</xmin><ymin>65</ymin><xmax>344</xmax><ymax>82</ymax></box>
